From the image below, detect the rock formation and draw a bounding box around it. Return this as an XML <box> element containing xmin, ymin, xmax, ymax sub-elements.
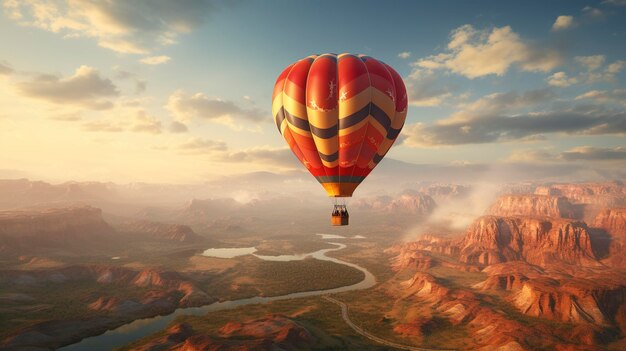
<box><xmin>459</xmin><ymin>216</ymin><xmax>597</xmax><ymax>267</ymax></box>
<box><xmin>487</xmin><ymin>194</ymin><xmax>579</xmax><ymax>219</ymax></box>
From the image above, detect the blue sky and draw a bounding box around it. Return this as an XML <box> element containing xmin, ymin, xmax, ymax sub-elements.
<box><xmin>0</xmin><ymin>0</ymin><xmax>625</xmax><ymax>183</ymax></box>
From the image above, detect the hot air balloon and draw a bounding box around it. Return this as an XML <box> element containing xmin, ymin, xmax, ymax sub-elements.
<box><xmin>272</xmin><ymin>53</ymin><xmax>407</xmax><ymax>226</ymax></box>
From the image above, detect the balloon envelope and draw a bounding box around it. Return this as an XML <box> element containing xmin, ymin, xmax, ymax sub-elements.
<box><xmin>272</xmin><ymin>53</ymin><xmax>407</xmax><ymax>197</ymax></box>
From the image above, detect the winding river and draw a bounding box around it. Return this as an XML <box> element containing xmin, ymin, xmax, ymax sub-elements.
<box><xmin>60</xmin><ymin>240</ymin><xmax>376</xmax><ymax>351</ymax></box>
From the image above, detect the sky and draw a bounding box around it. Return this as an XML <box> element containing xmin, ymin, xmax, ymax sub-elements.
<box><xmin>0</xmin><ymin>0</ymin><xmax>625</xmax><ymax>184</ymax></box>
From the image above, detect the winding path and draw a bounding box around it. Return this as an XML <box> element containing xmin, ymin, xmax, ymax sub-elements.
<box><xmin>323</xmin><ymin>296</ymin><xmax>456</xmax><ymax>351</ymax></box>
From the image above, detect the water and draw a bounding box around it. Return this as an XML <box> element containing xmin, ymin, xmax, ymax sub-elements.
<box><xmin>60</xmin><ymin>241</ymin><xmax>375</xmax><ymax>351</ymax></box>
<box><xmin>316</xmin><ymin>233</ymin><xmax>346</xmax><ymax>239</ymax></box>
<box><xmin>201</xmin><ymin>247</ymin><xmax>257</xmax><ymax>258</ymax></box>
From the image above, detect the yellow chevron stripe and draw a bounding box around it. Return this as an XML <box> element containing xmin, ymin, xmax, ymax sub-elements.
<box><xmin>312</xmin><ymin>134</ymin><xmax>338</xmax><ymax>155</ymax></box>
<box><xmin>338</xmin><ymin>117</ymin><xmax>369</xmax><ymax>137</ymax></box>
<box><xmin>371</xmin><ymin>89</ymin><xmax>396</xmax><ymax>120</ymax></box>
<box><xmin>391</xmin><ymin>110</ymin><xmax>407</xmax><ymax>129</ymax></box>
<box><xmin>307</xmin><ymin>107</ymin><xmax>338</xmax><ymax>129</ymax></box>
<box><xmin>338</xmin><ymin>88</ymin><xmax>371</xmax><ymax>118</ymax></box>
<box><xmin>321</xmin><ymin>159</ymin><xmax>339</xmax><ymax>168</ymax></box>
<box><xmin>282</xmin><ymin>93</ymin><xmax>308</xmax><ymax>120</ymax></box>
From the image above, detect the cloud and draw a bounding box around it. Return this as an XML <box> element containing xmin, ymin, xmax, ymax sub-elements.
<box><xmin>3</xmin><ymin>0</ymin><xmax>219</xmax><ymax>54</ymax></box>
<box><xmin>602</xmin><ymin>0</ymin><xmax>626</xmax><ymax>5</ymax></box>
<box><xmin>398</xmin><ymin>51</ymin><xmax>411</xmax><ymax>59</ymax></box>
<box><xmin>576</xmin><ymin>89</ymin><xmax>626</xmax><ymax>107</ymax></box>
<box><xmin>130</xmin><ymin>110</ymin><xmax>162</xmax><ymax>134</ymax></box>
<box><xmin>177</xmin><ymin>137</ymin><xmax>228</xmax><ymax>154</ymax></box>
<box><xmin>546</xmin><ymin>71</ymin><xmax>577</xmax><ymax>87</ymax></box>
<box><xmin>166</xmin><ymin>90</ymin><xmax>265</xmax><ymax>129</ymax></box>
<box><xmin>402</xmin><ymin>89</ymin><xmax>626</xmax><ymax>146</ymax></box>
<box><xmin>50</xmin><ymin>112</ymin><xmax>82</xmax><ymax>121</ymax></box>
<box><xmin>168</xmin><ymin>121</ymin><xmax>188</xmax><ymax>133</ymax></box>
<box><xmin>443</xmin><ymin>88</ymin><xmax>556</xmax><ymax>124</ymax></box>
<box><xmin>0</xmin><ymin>61</ymin><xmax>13</xmax><ymax>75</ymax></box>
<box><xmin>582</xmin><ymin>6</ymin><xmax>604</xmax><ymax>19</ymax></box>
<box><xmin>217</xmin><ymin>147</ymin><xmax>299</xmax><ymax>168</ymax></box>
<box><xmin>139</xmin><ymin>55</ymin><xmax>171</xmax><ymax>65</ymax></box>
<box><xmin>508</xmin><ymin>146</ymin><xmax>626</xmax><ymax>162</ymax></box>
<box><xmin>16</xmin><ymin>65</ymin><xmax>118</xmax><ymax>110</ymax></box>
<box><xmin>561</xmin><ymin>146</ymin><xmax>626</xmax><ymax>161</ymax></box>
<box><xmin>507</xmin><ymin>149</ymin><xmax>557</xmax><ymax>162</ymax></box>
<box><xmin>552</xmin><ymin>15</ymin><xmax>575</xmax><ymax>31</ymax></box>
<box><xmin>575</xmin><ymin>55</ymin><xmax>605</xmax><ymax>71</ymax></box>
<box><xmin>81</xmin><ymin>120</ymin><xmax>124</xmax><ymax>132</ymax></box>
<box><xmin>404</xmin><ymin>69</ymin><xmax>452</xmax><ymax>106</ymax></box>
<box><xmin>414</xmin><ymin>24</ymin><xmax>562</xmax><ymax>79</ymax></box>
<box><xmin>574</xmin><ymin>55</ymin><xmax>624</xmax><ymax>83</ymax></box>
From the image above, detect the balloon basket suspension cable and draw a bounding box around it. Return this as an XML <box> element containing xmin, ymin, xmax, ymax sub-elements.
<box><xmin>331</xmin><ymin>197</ymin><xmax>349</xmax><ymax>226</ymax></box>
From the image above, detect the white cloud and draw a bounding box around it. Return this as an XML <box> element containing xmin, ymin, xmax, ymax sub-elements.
<box><xmin>398</xmin><ymin>51</ymin><xmax>411</xmax><ymax>59</ymax></box>
<box><xmin>575</xmin><ymin>55</ymin><xmax>605</xmax><ymax>71</ymax></box>
<box><xmin>166</xmin><ymin>90</ymin><xmax>265</xmax><ymax>129</ymax></box>
<box><xmin>401</xmin><ymin>89</ymin><xmax>626</xmax><ymax>147</ymax></box>
<box><xmin>2</xmin><ymin>0</ymin><xmax>219</xmax><ymax>54</ymax></box>
<box><xmin>552</xmin><ymin>15</ymin><xmax>575</xmax><ymax>31</ymax></box>
<box><xmin>575</xmin><ymin>89</ymin><xmax>626</xmax><ymax>106</ymax></box>
<box><xmin>404</xmin><ymin>69</ymin><xmax>452</xmax><ymax>107</ymax></box>
<box><xmin>414</xmin><ymin>24</ymin><xmax>562</xmax><ymax>79</ymax></box>
<box><xmin>130</xmin><ymin>110</ymin><xmax>162</xmax><ymax>134</ymax></box>
<box><xmin>168</xmin><ymin>121</ymin><xmax>188</xmax><ymax>133</ymax></box>
<box><xmin>177</xmin><ymin>137</ymin><xmax>227</xmax><ymax>154</ymax></box>
<box><xmin>546</xmin><ymin>71</ymin><xmax>577</xmax><ymax>87</ymax></box>
<box><xmin>16</xmin><ymin>65</ymin><xmax>118</xmax><ymax>110</ymax></box>
<box><xmin>139</xmin><ymin>55</ymin><xmax>171</xmax><ymax>65</ymax></box>
<box><xmin>574</xmin><ymin>55</ymin><xmax>625</xmax><ymax>83</ymax></box>
<box><xmin>81</xmin><ymin>120</ymin><xmax>124</xmax><ymax>132</ymax></box>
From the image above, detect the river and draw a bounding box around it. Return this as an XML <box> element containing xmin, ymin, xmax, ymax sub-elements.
<box><xmin>60</xmin><ymin>241</ymin><xmax>376</xmax><ymax>350</ymax></box>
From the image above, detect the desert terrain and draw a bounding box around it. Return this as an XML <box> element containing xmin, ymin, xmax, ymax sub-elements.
<box><xmin>0</xmin><ymin>179</ymin><xmax>624</xmax><ymax>351</ymax></box>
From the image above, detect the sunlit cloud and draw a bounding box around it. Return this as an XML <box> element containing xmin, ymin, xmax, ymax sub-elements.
<box><xmin>576</xmin><ymin>89</ymin><xmax>626</xmax><ymax>107</ymax></box>
<box><xmin>552</xmin><ymin>15</ymin><xmax>575</xmax><ymax>31</ymax></box>
<box><xmin>130</xmin><ymin>110</ymin><xmax>162</xmax><ymax>134</ymax></box>
<box><xmin>508</xmin><ymin>146</ymin><xmax>626</xmax><ymax>162</ymax></box>
<box><xmin>546</xmin><ymin>71</ymin><xmax>578</xmax><ymax>87</ymax></box>
<box><xmin>177</xmin><ymin>137</ymin><xmax>228</xmax><ymax>154</ymax></box>
<box><xmin>2</xmin><ymin>0</ymin><xmax>219</xmax><ymax>54</ymax></box>
<box><xmin>413</xmin><ymin>24</ymin><xmax>562</xmax><ymax>79</ymax></box>
<box><xmin>15</xmin><ymin>65</ymin><xmax>118</xmax><ymax>110</ymax></box>
<box><xmin>166</xmin><ymin>89</ymin><xmax>265</xmax><ymax>130</ymax></box>
<box><xmin>139</xmin><ymin>55</ymin><xmax>171</xmax><ymax>65</ymax></box>
<box><xmin>402</xmin><ymin>88</ymin><xmax>626</xmax><ymax>146</ymax></box>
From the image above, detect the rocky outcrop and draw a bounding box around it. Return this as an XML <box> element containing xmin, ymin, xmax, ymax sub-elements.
<box><xmin>593</xmin><ymin>207</ymin><xmax>626</xmax><ymax>238</ymax></box>
<box><xmin>0</xmin><ymin>206</ymin><xmax>115</xmax><ymax>254</ymax></box>
<box><xmin>535</xmin><ymin>182</ymin><xmax>626</xmax><ymax>207</ymax></box>
<box><xmin>487</xmin><ymin>194</ymin><xmax>579</xmax><ymax>219</ymax></box>
<box><xmin>473</xmin><ymin>273</ymin><xmax>529</xmax><ymax>291</ymax></box>
<box><xmin>117</xmin><ymin>220</ymin><xmax>202</xmax><ymax>242</ymax></box>
<box><xmin>511</xmin><ymin>277</ymin><xmax>626</xmax><ymax>327</ymax></box>
<box><xmin>130</xmin><ymin>316</ymin><xmax>314</xmax><ymax>351</ymax></box>
<box><xmin>459</xmin><ymin>216</ymin><xmax>597</xmax><ymax>267</ymax></box>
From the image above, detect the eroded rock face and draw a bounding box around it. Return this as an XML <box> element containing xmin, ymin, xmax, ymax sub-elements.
<box><xmin>117</xmin><ymin>220</ymin><xmax>202</xmax><ymax>242</ymax></box>
<box><xmin>535</xmin><ymin>182</ymin><xmax>626</xmax><ymax>207</ymax></box>
<box><xmin>593</xmin><ymin>208</ymin><xmax>626</xmax><ymax>238</ymax></box>
<box><xmin>0</xmin><ymin>207</ymin><xmax>114</xmax><ymax>249</ymax></box>
<box><xmin>487</xmin><ymin>194</ymin><xmax>579</xmax><ymax>219</ymax></box>
<box><xmin>459</xmin><ymin>216</ymin><xmax>597</xmax><ymax>267</ymax></box>
<box><xmin>131</xmin><ymin>316</ymin><xmax>314</xmax><ymax>351</ymax></box>
<box><xmin>511</xmin><ymin>277</ymin><xmax>626</xmax><ymax>327</ymax></box>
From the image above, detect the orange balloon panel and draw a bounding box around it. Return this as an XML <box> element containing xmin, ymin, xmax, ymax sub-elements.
<box><xmin>272</xmin><ymin>53</ymin><xmax>408</xmax><ymax>197</ymax></box>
